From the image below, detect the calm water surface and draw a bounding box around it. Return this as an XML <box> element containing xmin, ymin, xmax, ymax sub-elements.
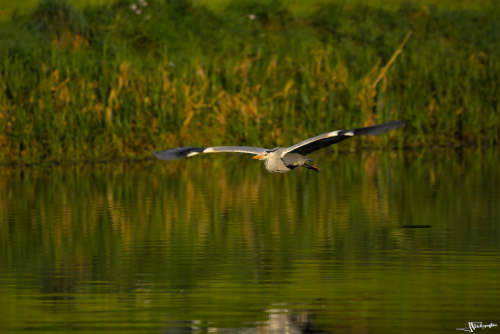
<box><xmin>1</xmin><ymin>149</ymin><xmax>499</xmax><ymax>333</ymax></box>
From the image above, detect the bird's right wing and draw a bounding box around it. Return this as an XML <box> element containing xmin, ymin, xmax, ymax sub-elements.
<box><xmin>153</xmin><ymin>146</ymin><xmax>268</xmax><ymax>160</ymax></box>
<box><xmin>282</xmin><ymin>121</ymin><xmax>405</xmax><ymax>156</ymax></box>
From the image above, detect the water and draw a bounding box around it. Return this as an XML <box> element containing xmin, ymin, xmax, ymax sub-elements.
<box><xmin>1</xmin><ymin>149</ymin><xmax>499</xmax><ymax>333</ymax></box>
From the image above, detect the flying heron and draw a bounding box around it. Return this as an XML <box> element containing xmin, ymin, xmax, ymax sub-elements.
<box><xmin>153</xmin><ymin>121</ymin><xmax>405</xmax><ymax>173</ymax></box>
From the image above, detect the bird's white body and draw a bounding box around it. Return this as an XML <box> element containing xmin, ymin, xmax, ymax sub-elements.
<box><xmin>263</xmin><ymin>148</ymin><xmax>291</xmax><ymax>173</ymax></box>
<box><xmin>255</xmin><ymin>148</ymin><xmax>315</xmax><ymax>173</ymax></box>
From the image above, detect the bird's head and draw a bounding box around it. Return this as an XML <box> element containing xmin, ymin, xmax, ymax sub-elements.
<box><xmin>252</xmin><ymin>152</ymin><xmax>269</xmax><ymax>160</ymax></box>
<box><xmin>252</xmin><ymin>148</ymin><xmax>279</xmax><ymax>160</ymax></box>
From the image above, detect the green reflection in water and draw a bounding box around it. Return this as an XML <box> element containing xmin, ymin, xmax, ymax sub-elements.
<box><xmin>1</xmin><ymin>149</ymin><xmax>499</xmax><ymax>333</ymax></box>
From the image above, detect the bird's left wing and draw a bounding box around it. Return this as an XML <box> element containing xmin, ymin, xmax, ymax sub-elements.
<box><xmin>282</xmin><ymin>121</ymin><xmax>405</xmax><ymax>156</ymax></box>
<box><xmin>153</xmin><ymin>146</ymin><xmax>267</xmax><ymax>160</ymax></box>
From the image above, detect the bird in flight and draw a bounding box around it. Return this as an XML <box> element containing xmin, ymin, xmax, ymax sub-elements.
<box><xmin>153</xmin><ymin>121</ymin><xmax>405</xmax><ymax>173</ymax></box>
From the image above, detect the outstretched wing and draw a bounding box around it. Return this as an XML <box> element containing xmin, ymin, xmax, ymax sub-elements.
<box><xmin>283</xmin><ymin>121</ymin><xmax>405</xmax><ymax>156</ymax></box>
<box><xmin>153</xmin><ymin>146</ymin><xmax>268</xmax><ymax>160</ymax></box>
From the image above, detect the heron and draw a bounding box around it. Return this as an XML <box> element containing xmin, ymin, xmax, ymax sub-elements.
<box><xmin>153</xmin><ymin>121</ymin><xmax>405</xmax><ymax>173</ymax></box>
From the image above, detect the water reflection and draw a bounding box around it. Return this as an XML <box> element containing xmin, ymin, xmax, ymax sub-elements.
<box><xmin>166</xmin><ymin>308</ymin><xmax>323</xmax><ymax>333</ymax></box>
<box><xmin>1</xmin><ymin>149</ymin><xmax>499</xmax><ymax>333</ymax></box>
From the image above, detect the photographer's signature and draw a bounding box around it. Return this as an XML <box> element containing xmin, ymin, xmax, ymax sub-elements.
<box><xmin>457</xmin><ymin>322</ymin><xmax>498</xmax><ymax>332</ymax></box>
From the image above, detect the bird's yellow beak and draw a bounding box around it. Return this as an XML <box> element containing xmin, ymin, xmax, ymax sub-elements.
<box><xmin>252</xmin><ymin>153</ymin><xmax>265</xmax><ymax>160</ymax></box>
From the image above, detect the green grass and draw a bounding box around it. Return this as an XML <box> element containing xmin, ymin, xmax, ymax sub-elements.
<box><xmin>0</xmin><ymin>0</ymin><xmax>499</xmax><ymax>163</ymax></box>
<box><xmin>1</xmin><ymin>0</ymin><xmax>497</xmax><ymax>21</ymax></box>
<box><xmin>0</xmin><ymin>0</ymin><xmax>111</xmax><ymax>21</ymax></box>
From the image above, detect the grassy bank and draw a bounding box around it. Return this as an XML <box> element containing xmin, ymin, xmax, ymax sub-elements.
<box><xmin>0</xmin><ymin>0</ymin><xmax>497</xmax><ymax>21</ymax></box>
<box><xmin>0</xmin><ymin>0</ymin><xmax>499</xmax><ymax>163</ymax></box>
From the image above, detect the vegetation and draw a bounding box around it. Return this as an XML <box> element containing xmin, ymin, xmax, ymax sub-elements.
<box><xmin>0</xmin><ymin>0</ymin><xmax>498</xmax><ymax>163</ymax></box>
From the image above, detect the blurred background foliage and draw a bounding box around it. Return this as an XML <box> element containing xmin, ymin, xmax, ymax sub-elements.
<box><xmin>0</xmin><ymin>0</ymin><xmax>498</xmax><ymax>163</ymax></box>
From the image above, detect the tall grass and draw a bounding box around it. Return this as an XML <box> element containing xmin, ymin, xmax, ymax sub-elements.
<box><xmin>0</xmin><ymin>0</ymin><xmax>498</xmax><ymax>163</ymax></box>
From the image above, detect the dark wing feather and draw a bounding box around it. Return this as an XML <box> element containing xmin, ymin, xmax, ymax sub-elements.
<box><xmin>284</xmin><ymin>121</ymin><xmax>405</xmax><ymax>156</ymax></box>
<box><xmin>286</xmin><ymin>134</ymin><xmax>351</xmax><ymax>155</ymax></box>
<box><xmin>350</xmin><ymin>121</ymin><xmax>405</xmax><ymax>136</ymax></box>
<box><xmin>153</xmin><ymin>147</ymin><xmax>204</xmax><ymax>160</ymax></box>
